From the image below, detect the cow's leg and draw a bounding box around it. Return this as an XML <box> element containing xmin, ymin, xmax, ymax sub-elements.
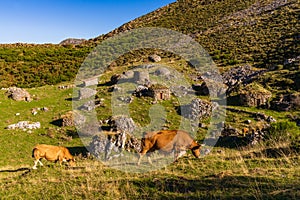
<box><xmin>38</xmin><ymin>159</ymin><xmax>43</xmax><ymax>166</ymax></box>
<box><xmin>174</xmin><ymin>146</ymin><xmax>186</xmax><ymax>162</ymax></box>
<box><xmin>137</xmin><ymin>154</ymin><xmax>143</xmax><ymax>166</ymax></box>
<box><xmin>147</xmin><ymin>155</ymin><xmax>153</xmax><ymax>165</ymax></box>
<box><xmin>33</xmin><ymin>160</ymin><xmax>39</xmax><ymax>169</ymax></box>
<box><xmin>137</xmin><ymin>148</ymin><xmax>149</xmax><ymax>166</ymax></box>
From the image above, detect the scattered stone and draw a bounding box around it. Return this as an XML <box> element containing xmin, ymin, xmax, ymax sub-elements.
<box><xmin>42</xmin><ymin>107</ymin><xmax>49</xmax><ymax>112</ymax></box>
<box><xmin>78</xmin><ymin>100</ymin><xmax>96</xmax><ymax>111</ymax></box>
<box><xmin>78</xmin><ymin>88</ymin><xmax>97</xmax><ymax>100</ymax></box>
<box><xmin>266</xmin><ymin>116</ymin><xmax>276</xmax><ymax>123</ymax></box>
<box><xmin>134</xmin><ymin>85</ymin><xmax>149</xmax><ymax>97</ymax></box>
<box><xmin>117</xmin><ymin>96</ymin><xmax>133</xmax><ymax>104</ymax></box>
<box><xmin>222</xmin><ymin>65</ymin><xmax>266</xmax><ymax>92</ymax></box>
<box><xmin>6</xmin><ymin>121</ymin><xmax>41</xmax><ymax>130</ymax></box>
<box><xmin>148</xmin><ymin>54</ymin><xmax>161</xmax><ymax>62</ymax></box>
<box><xmin>245</xmin><ymin>119</ymin><xmax>252</xmax><ymax>124</ymax></box>
<box><xmin>15</xmin><ymin>113</ymin><xmax>20</xmax><ymax>116</ymax></box>
<box><xmin>110</xmin><ymin>115</ymin><xmax>136</xmax><ymax>133</ymax></box>
<box><xmin>60</xmin><ymin>111</ymin><xmax>86</xmax><ymax>127</ymax></box>
<box><xmin>170</xmin><ymin>85</ymin><xmax>194</xmax><ymax>97</ymax></box>
<box><xmin>221</xmin><ymin>124</ymin><xmax>240</xmax><ymax>136</ymax></box>
<box><xmin>154</xmin><ymin>67</ymin><xmax>170</xmax><ymax>76</ymax></box>
<box><xmin>271</xmin><ymin>93</ymin><xmax>300</xmax><ymax>111</ymax></box>
<box><xmin>133</xmin><ymin>71</ymin><xmax>150</xmax><ymax>85</ymax></box>
<box><xmin>247</xmin><ymin>129</ymin><xmax>265</xmax><ymax>146</ymax></box>
<box><xmin>83</xmin><ymin>78</ymin><xmax>98</xmax><ymax>87</ymax></box>
<box><xmin>181</xmin><ymin>98</ymin><xmax>215</xmax><ymax>120</ymax></box>
<box><xmin>58</xmin><ymin>85</ymin><xmax>74</xmax><ymax>89</ymax></box>
<box><xmin>6</xmin><ymin>87</ymin><xmax>31</xmax><ymax>101</ymax></box>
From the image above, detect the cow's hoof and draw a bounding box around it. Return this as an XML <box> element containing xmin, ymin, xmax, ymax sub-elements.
<box><xmin>32</xmin><ymin>166</ymin><xmax>37</xmax><ymax>170</ymax></box>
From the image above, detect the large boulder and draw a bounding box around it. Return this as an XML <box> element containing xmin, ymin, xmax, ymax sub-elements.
<box><xmin>89</xmin><ymin>131</ymin><xmax>141</xmax><ymax>160</ymax></box>
<box><xmin>110</xmin><ymin>115</ymin><xmax>137</xmax><ymax>133</ymax></box>
<box><xmin>7</xmin><ymin>87</ymin><xmax>31</xmax><ymax>101</ymax></box>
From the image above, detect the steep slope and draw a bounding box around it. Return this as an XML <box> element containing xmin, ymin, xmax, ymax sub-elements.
<box><xmin>0</xmin><ymin>0</ymin><xmax>298</xmax><ymax>88</ymax></box>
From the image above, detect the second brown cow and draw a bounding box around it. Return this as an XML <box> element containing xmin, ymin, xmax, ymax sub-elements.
<box><xmin>137</xmin><ymin>130</ymin><xmax>201</xmax><ymax>165</ymax></box>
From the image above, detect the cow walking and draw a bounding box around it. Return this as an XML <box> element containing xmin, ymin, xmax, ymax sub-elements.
<box><xmin>137</xmin><ymin>130</ymin><xmax>201</xmax><ymax>165</ymax></box>
<box><xmin>32</xmin><ymin>144</ymin><xmax>75</xmax><ymax>169</ymax></box>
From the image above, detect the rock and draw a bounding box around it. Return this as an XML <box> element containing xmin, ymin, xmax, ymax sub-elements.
<box><xmin>133</xmin><ymin>71</ymin><xmax>150</xmax><ymax>85</ymax></box>
<box><xmin>78</xmin><ymin>88</ymin><xmax>97</xmax><ymax>100</ymax></box>
<box><xmin>266</xmin><ymin>116</ymin><xmax>276</xmax><ymax>123</ymax></box>
<box><xmin>154</xmin><ymin>67</ymin><xmax>170</xmax><ymax>76</ymax></box>
<box><xmin>61</xmin><ymin>111</ymin><xmax>86</xmax><ymax>127</ymax></box>
<box><xmin>31</xmin><ymin>108</ymin><xmax>38</xmax><ymax>115</ymax></box>
<box><xmin>117</xmin><ymin>96</ymin><xmax>133</xmax><ymax>103</ymax></box>
<box><xmin>59</xmin><ymin>38</ymin><xmax>86</xmax><ymax>45</ymax></box>
<box><xmin>271</xmin><ymin>93</ymin><xmax>300</xmax><ymax>111</ymax></box>
<box><xmin>7</xmin><ymin>87</ymin><xmax>31</xmax><ymax>101</ymax></box>
<box><xmin>245</xmin><ymin>119</ymin><xmax>252</xmax><ymax>124</ymax></box>
<box><xmin>58</xmin><ymin>85</ymin><xmax>74</xmax><ymax>89</ymax></box>
<box><xmin>222</xmin><ymin>65</ymin><xmax>266</xmax><ymax>93</ymax></box>
<box><xmin>83</xmin><ymin>78</ymin><xmax>98</xmax><ymax>87</ymax></box>
<box><xmin>181</xmin><ymin>98</ymin><xmax>214</xmax><ymax>120</ymax></box>
<box><xmin>234</xmin><ymin>83</ymin><xmax>272</xmax><ymax>107</ymax></box>
<box><xmin>148</xmin><ymin>54</ymin><xmax>161</xmax><ymax>62</ymax></box>
<box><xmin>134</xmin><ymin>85</ymin><xmax>149</xmax><ymax>97</ymax></box>
<box><xmin>89</xmin><ymin>131</ymin><xmax>141</xmax><ymax>160</ymax></box>
<box><xmin>110</xmin><ymin>116</ymin><xmax>136</xmax><ymax>133</ymax></box>
<box><xmin>221</xmin><ymin>124</ymin><xmax>239</xmax><ymax>136</ymax></box>
<box><xmin>42</xmin><ymin>107</ymin><xmax>49</xmax><ymax>112</ymax></box>
<box><xmin>78</xmin><ymin>100</ymin><xmax>96</xmax><ymax>111</ymax></box>
<box><xmin>7</xmin><ymin>121</ymin><xmax>40</xmax><ymax>130</ymax></box>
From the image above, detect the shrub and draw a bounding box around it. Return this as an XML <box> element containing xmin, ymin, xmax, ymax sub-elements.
<box><xmin>265</xmin><ymin>121</ymin><xmax>298</xmax><ymax>143</ymax></box>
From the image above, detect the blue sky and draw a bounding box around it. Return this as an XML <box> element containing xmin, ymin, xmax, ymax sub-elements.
<box><xmin>0</xmin><ymin>0</ymin><xmax>175</xmax><ymax>44</ymax></box>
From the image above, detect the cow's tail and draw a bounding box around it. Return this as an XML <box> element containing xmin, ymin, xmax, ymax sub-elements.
<box><xmin>32</xmin><ymin>147</ymin><xmax>37</xmax><ymax>158</ymax></box>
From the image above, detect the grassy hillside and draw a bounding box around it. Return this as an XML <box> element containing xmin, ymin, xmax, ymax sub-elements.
<box><xmin>0</xmin><ymin>0</ymin><xmax>298</xmax><ymax>90</ymax></box>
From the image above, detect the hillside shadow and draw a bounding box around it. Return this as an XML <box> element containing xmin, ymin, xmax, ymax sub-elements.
<box><xmin>214</xmin><ymin>136</ymin><xmax>249</xmax><ymax>149</ymax></box>
<box><xmin>129</xmin><ymin>175</ymin><xmax>298</xmax><ymax>199</ymax></box>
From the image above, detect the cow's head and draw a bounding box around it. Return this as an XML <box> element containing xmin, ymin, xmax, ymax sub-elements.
<box><xmin>191</xmin><ymin>145</ymin><xmax>201</xmax><ymax>158</ymax></box>
<box><xmin>68</xmin><ymin>158</ymin><xmax>76</xmax><ymax>167</ymax></box>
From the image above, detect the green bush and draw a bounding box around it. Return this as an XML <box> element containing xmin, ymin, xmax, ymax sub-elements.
<box><xmin>266</xmin><ymin>121</ymin><xmax>298</xmax><ymax>142</ymax></box>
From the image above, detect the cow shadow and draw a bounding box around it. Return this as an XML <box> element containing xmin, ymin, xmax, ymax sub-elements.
<box><xmin>0</xmin><ymin>167</ymin><xmax>31</xmax><ymax>176</ymax></box>
<box><xmin>68</xmin><ymin>146</ymin><xmax>90</xmax><ymax>157</ymax></box>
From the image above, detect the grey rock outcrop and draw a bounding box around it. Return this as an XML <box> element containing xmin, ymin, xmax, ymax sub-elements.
<box><xmin>89</xmin><ymin>131</ymin><xmax>141</xmax><ymax>160</ymax></box>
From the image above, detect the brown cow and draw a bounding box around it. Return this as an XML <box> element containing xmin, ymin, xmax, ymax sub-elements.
<box><xmin>32</xmin><ymin>144</ymin><xmax>75</xmax><ymax>169</ymax></box>
<box><xmin>137</xmin><ymin>130</ymin><xmax>201</xmax><ymax>165</ymax></box>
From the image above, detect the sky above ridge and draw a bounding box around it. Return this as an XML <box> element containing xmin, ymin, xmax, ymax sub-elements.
<box><xmin>0</xmin><ymin>0</ymin><xmax>175</xmax><ymax>44</ymax></box>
